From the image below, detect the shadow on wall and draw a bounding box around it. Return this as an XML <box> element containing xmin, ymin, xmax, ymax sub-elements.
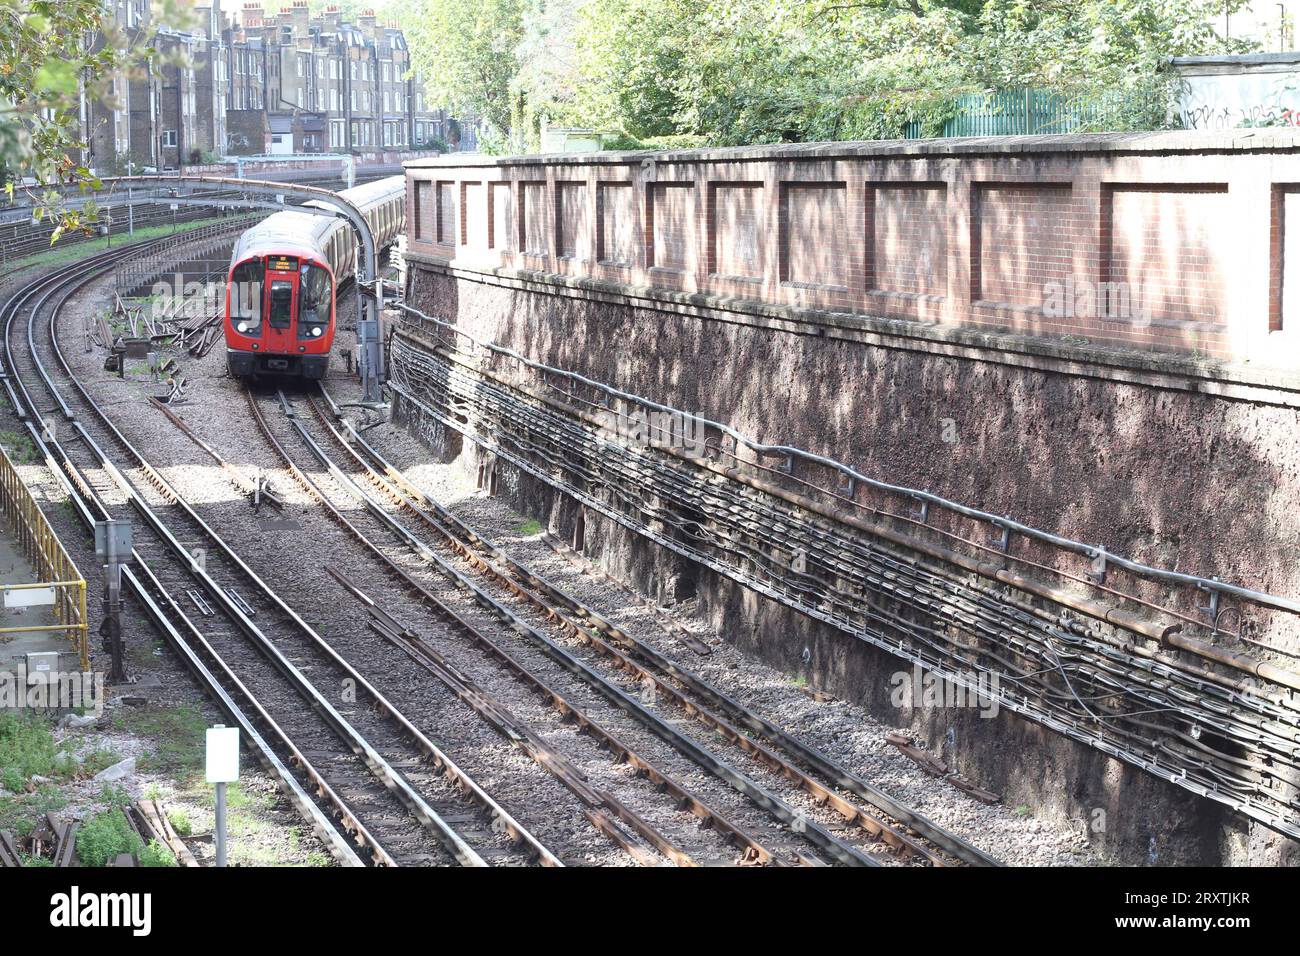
<box><xmin>415</xmin><ymin>265</ymin><xmax>1299</xmax><ymax>646</ymax></box>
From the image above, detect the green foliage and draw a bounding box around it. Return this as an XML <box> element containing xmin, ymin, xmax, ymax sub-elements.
<box><xmin>0</xmin><ymin>0</ymin><xmax>195</xmax><ymax>236</ymax></box>
<box><xmin>403</xmin><ymin>0</ymin><xmax>527</xmax><ymax>136</ymax></box>
<box><xmin>0</xmin><ymin>714</ymin><xmax>60</xmax><ymax>786</ymax></box>
<box><xmin>0</xmin><ymin>429</ymin><xmax>37</xmax><ymax>464</ymax></box>
<box><xmin>407</xmin><ymin>0</ymin><xmax>1258</xmax><ymax>148</ymax></box>
<box><xmin>115</xmin><ymin>704</ymin><xmax>206</xmax><ymax>775</ymax></box>
<box><xmin>167</xmin><ymin>807</ymin><xmax>193</xmax><ymax>837</ymax></box>
<box><xmin>76</xmin><ymin>807</ymin><xmax>144</xmax><ymax>867</ymax></box>
<box><xmin>139</xmin><ymin>839</ymin><xmax>178</xmax><ymax>868</ymax></box>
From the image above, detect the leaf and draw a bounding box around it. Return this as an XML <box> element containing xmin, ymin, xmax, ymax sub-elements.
<box><xmin>35</xmin><ymin>61</ymin><xmax>78</xmax><ymax>97</ymax></box>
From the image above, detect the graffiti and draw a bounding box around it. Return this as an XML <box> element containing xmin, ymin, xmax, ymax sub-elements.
<box><xmin>1179</xmin><ymin>72</ymin><xmax>1300</xmax><ymax>130</ymax></box>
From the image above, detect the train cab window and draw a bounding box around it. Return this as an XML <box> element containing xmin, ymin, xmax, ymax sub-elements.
<box><xmin>230</xmin><ymin>260</ymin><xmax>262</xmax><ymax>336</ymax></box>
<box><xmin>268</xmin><ymin>279</ymin><xmax>293</xmax><ymax>330</ymax></box>
<box><xmin>298</xmin><ymin>263</ymin><xmax>332</xmax><ymax>339</ymax></box>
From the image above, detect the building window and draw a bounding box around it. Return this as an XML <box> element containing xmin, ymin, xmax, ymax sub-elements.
<box><xmin>162</xmin><ymin>129</ymin><xmax>177</xmax><ymax>147</ymax></box>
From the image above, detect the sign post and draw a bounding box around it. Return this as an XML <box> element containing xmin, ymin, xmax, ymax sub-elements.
<box><xmin>205</xmin><ymin>725</ymin><xmax>240</xmax><ymax>867</ymax></box>
<box><xmin>93</xmin><ymin>519</ymin><xmax>132</xmax><ymax>684</ymax></box>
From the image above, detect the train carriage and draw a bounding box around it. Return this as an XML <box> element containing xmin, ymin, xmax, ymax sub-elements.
<box><xmin>224</xmin><ymin>175</ymin><xmax>405</xmax><ymax>380</ymax></box>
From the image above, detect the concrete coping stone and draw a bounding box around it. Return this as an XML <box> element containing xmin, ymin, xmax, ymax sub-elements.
<box><xmin>404</xmin><ymin>129</ymin><xmax>1300</xmax><ymax>169</ymax></box>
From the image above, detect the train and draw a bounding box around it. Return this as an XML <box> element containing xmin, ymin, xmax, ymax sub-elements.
<box><xmin>223</xmin><ymin>175</ymin><xmax>405</xmax><ymax>380</ymax></box>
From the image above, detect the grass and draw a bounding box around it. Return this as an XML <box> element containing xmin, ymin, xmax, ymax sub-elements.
<box><xmin>0</xmin><ymin>714</ymin><xmax>62</xmax><ymax>787</ymax></box>
<box><xmin>0</xmin><ymin>785</ymin><xmax>67</xmax><ymax>836</ymax></box>
<box><xmin>0</xmin><ymin>429</ymin><xmax>38</xmax><ymax>464</ymax></box>
<box><xmin>113</xmin><ymin>704</ymin><xmax>206</xmax><ymax>775</ymax></box>
<box><xmin>517</xmin><ymin>518</ymin><xmax>542</xmax><ymax>535</ymax></box>
<box><xmin>4</xmin><ymin>216</ymin><xmax>236</xmax><ymax>274</ymax></box>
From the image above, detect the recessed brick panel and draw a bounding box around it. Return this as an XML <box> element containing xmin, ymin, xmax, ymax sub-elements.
<box><xmin>782</xmin><ymin>183</ymin><xmax>849</xmax><ymax>289</ymax></box>
<box><xmin>557</xmin><ymin>181</ymin><xmax>588</xmax><ymax>260</ymax></box>
<box><xmin>871</xmin><ymin>183</ymin><xmax>947</xmax><ymax>297</ymax></box>
<box><xmin>413</xmin><ymin>179</ymin><xmax>430</xmax><ymax>242</ymax></box>
<box><xmin>521</xmin><ymin>182</ymin><xmax>547</xmax><ymax>255</ymax></box>
<box><xmin>435</xmin><ymin>181</ymin><xmax>455</xmax><ymax>246</ymax></box>
<box><xmin>648</xmin><ymin>182</ymin><xmax>693</xmax><ymax>272</ymax></box>
<box><xmin>711</xmin><ymin>182</ymin><xmax>765</xmax><ymax>280</ymax></box>
<box><xmin>597</xmin><ymin>182</ymin><xmax>635</xmax><ymax>267</ymax></box>
<box><xmin>461</xmin><ymin>181</ymin><xmax>485</xmax><ymax>249</ymax></box>
<box><xmin>974</xmin><ymin>183</ymin><xmax>1077</xmax><ymax>308</ymax></box>
<box><xmin>1106</xmin><ymin>185</ymin><xmax>1230</xmax><ymax>325</ymax></box>
<box><xmin>489</xmin><ymin>182</ymin><xmax>512</xmax><ymax>251</ymax></box>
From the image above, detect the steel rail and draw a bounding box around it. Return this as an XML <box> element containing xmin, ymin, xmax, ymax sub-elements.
<box><xmin>0</xmin><ymin>253</ymin><xmax>371</xmax><ymax>866</ymax></box>
<box><xmin>246</xmin><ymin>389</ymin><xmax>784</xmax><ymax>866</ymax></box>
<box><xmin>268</xmin><ymin>389</ymin><xmax>883</xmax><ymax>867</ymax></box>
<box><xmin>8</xmin><ymin>248</ymin><xmax>501</xmax><ymax>867</ymax></box>
<box><xmin>386</xmin><ymin>349</ymin><xmax>1300</xmax><ymax>839</ymax></box>
<box><xmin>312</xmin><ymin>388</ymin><xmax>998</xmax><ymax>867</ymax></box>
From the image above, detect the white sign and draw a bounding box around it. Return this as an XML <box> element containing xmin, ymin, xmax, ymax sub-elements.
<box><xmin>4</xmin><ymin>586</ymin><xmax>56</xmax><ymax>608</ymax></box>
<box><xmin>205</xmin><ymin>726</ymin><xmax>240</xmax><ymax>783</ymax></box>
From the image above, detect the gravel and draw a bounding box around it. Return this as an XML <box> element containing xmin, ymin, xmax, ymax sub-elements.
<box><xmin>41</xmin><ymin>263</ymin><xmax>1108</xmax><ymax>866</ymax></box>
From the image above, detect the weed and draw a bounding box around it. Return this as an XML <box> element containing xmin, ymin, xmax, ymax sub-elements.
<box><xmin>517</xmin><ymin>518</ymin><xmax>542</xmax><ymax>535</ymax></box>
<box><xmin>115</xmin><ymin>704</ymin><xmax>206</xmax><ymax>775</ymax></box>
<box><xmin>81</xmin><ymin>747</ymin><xmax>120</xmax><ymax>776</ymax></box>
<box><xmin>0</xmin><ymin>785</ymin><xmax>67</xmax><ymax>835</ymax></box>
<box><xmin>167</xmin><ymin>807</ymin><xmax>193</xmax><ymax>837</ymax></box>
<box><xmin>139</xmin><ymin>839</ymin><xmax>177</xmax><ymax>868</ymax></box>
<box><xmin>0</xmin><ymin>714</ymin><xmax>60</xmax><ymax>785</ymax></box>
<box><xmin>0</xmin><ymin>430</ymin><xmax>37</xmax><ymax>464</ymax></box>
<box><xmin>99</xmin><ymin>783</ymin><xmax>132</xmax><ymax>808</ymax></box>
<box><xmin>76</xmin><ymin>807</ymin><xmax>143</xmax><ymax>866</ymax></box>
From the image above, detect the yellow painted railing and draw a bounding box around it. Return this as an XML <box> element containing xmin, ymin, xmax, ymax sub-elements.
<box><xmin>0</xmin><ymin>442</ymin><xmax>88</xmax><ymax>670</ymax></box>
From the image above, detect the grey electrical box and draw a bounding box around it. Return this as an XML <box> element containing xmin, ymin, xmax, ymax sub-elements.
<box><xmin>94</xmin><ymin>519</ymin><xmax>132</xmax><ymax>562</ymax></box>
<box><xmin>26</xmin><ymin>651</ymin><xmax>59</xmax><ymax>680</ymax></box>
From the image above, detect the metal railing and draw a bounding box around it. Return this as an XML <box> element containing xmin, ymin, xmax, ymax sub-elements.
<box><xmin>0</xmin><ymin>444</ymin><xmax>88</xmax><ymax>670</ymax></box>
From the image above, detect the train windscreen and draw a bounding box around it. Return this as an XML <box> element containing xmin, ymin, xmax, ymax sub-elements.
<box><xmin>298</xmin><ymin>263</ymin><xmax>331</xmax><ymax>339</ymax></box>
<box><xmin>268</xmin><ymin>280</ymin><xmax>293</xmax><ymax>330</ymax></box>
<box><xmin>230</xmin><ymin>259</ymin><xmax>263</xmax><ymax>335</ymax></box>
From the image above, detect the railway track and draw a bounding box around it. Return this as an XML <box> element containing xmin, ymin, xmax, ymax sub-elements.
<box><xmin>0</xmin><ymin>245</ymin><xmax>558</xmax><ymax>867</ymax></box>
<box><xmin>239</xmin><ymin>383</ymin><xmax>999</xmax><ymax>867</ymax></box>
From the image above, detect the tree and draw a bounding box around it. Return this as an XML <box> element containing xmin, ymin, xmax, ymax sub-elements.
<box><xmin>564</xmin><ymin>0</ymin><xmax>1258</xmax><ymax>146</ymax></box>
<box><xmin>1</xmin><ymin>0</ymin><xmax>192</xmax><ymax>240</ymax></box>
<box><xmin>403</xmin><ymin>0</ymin><xmax>526</xmax><ymax>139</ymax></box>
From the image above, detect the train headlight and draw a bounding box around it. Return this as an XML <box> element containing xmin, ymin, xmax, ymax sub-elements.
<box><xmin>236</xmin><ymin>322</ymin><xmax>248</xmax><ymax>333</ymax></box>
<box><xmin>311</xmin><ymin>326</ymin><xmax>322</xmax><ymax>337</ymax></box>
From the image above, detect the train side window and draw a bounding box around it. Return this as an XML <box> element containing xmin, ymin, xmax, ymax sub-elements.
<box><xmin>230</xmin><ymin>259</ymin><xmax>262</xmax><ymax>336</ymax></box>
<box><xmin>298</xmin><ymin>263</ymin><xmax>332</xmax><ymax>339</ymax></box>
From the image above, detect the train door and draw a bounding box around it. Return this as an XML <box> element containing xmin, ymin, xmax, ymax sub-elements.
<box><xmin>262</xmin><ymin>255</ymin><xmax>299</xmax><ymax>367</ymax></box>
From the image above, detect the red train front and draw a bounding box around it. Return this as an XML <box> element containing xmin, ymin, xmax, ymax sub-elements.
<box><xmin>224</xmin><ymin>249</ymin><xmax>335</xmax><ymax>380</ymax></box>
<box><xmin>223</xmin><ymin>175</ymin><xmax>405</xmax><ymax>381</ymax></box>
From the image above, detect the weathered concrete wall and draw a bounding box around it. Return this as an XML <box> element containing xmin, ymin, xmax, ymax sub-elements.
<box><xmin>400</xmin><ymin>134</ymin><xmax>1300</xmax><ymax>864</ymax></box>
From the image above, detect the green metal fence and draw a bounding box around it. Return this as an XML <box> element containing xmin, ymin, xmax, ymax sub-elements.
<box><xmin>902</xmin><ymin>88</ymin><xmax>1128</xmax><ymax>138</ymax></box>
